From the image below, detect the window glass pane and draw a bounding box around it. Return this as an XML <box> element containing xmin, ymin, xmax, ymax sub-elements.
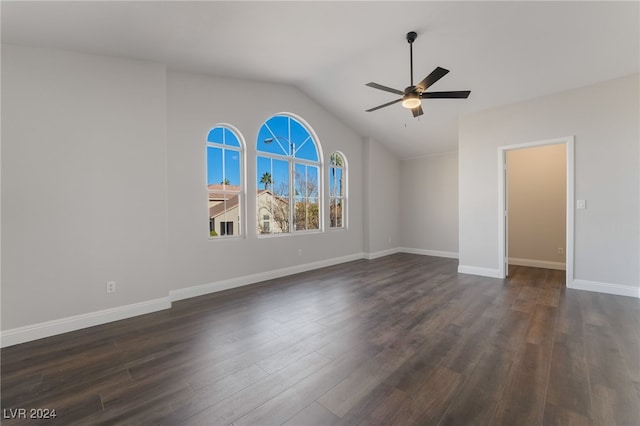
<box><xmin>329</xmin><ymin>167</ymin><xmax>343</xmax><ymax>197</ymax></box>
<box><xmin>257</xmin><ymin>117</ymin><xmax>290</xmax><ymax>156</ymax></box>
<box><xmin>294</xmin><ymin>165</ymin><xmax>319</xmax><ymax>231</ymax></box>
<box><xmin>207</xmin><ymin>127</ymin><xmax>224</xmax><ymax>144</ymax></box>
<box><xmin>289</xmin><ymin>118</ymin><xmax>308</xmax><ymax>144</ymax></box>
<box><xmin>307</xmin><ymin>166</ymin><xmax>319</xmax><ymax>197</ymax></box>
<box><xmin>206</xmin><ymin>146</ymin><xmax>223</xmax><ymax>186</ymax></box>
<box><xmin>256</xmin><ymin>156</ymin><xmax>289</xmax><ymax>234</ymax></box>
<box><xmin>257</xmin><ymin>156</ymin><xmax>273</xmax><ymax>191</ymax></box>
<box><xmin>223</xmin><ymin>128</ymin><xmax>241</xmax><ymax>147</ymax></box>
<box><xmin>330</xmin><ymin>199</ymin><xmax>337</xmax><ymax>228</ymax></box>
<box><xmin>329</xmin><ymin>152</ymin><xmax>345</xmax><ymax>229</ymax></box>
<box><xmin>219</xmin><ymin>199</ymin><xmax>239</xmax><ymax>236</ymax></box>
<box><xmin>224</xmin><ymin>149</ymin><xmax>241</xmax><ymax>187</ymax></box>
<box><xmin>257</xmin><ymin>125</ymin><xmax>288</xmax><ymax>156</ymax></box>
<box><xmin>334</xmin><ymin>167</ymin><xmax>343</xmax><ymax>196</ymax></box>
<box><xmin>257</xmin><ymin>189</ymin><xmax>270</xmax><ymax>234</ymax></box>
<box><xmin>266</xmin><ymin>115</ymin><xmax>290</xmax><ymax>136</ymax></box>
<box><xmin>272</xmin><ymin>159</ymin><xmax>289</xmax><ymax>197</ymax></box>
<box><xmin>329</xmin><ymin>167</ymin><xmax>336</xmax><ymax>197</ymax></box>
<box><xmin>272</xmin><ymin>158</ymin><xmax>290</xmax><ymax>233</ymax></box>
<box><xmin>295</xmin><ymin>197</ymin><xmax>307</xmax><ymax>231</ymax></box>
<box><xmin>295</xmin><ymin>163</ymin><xmax>307</xmax><ymax>197</ymax></box>
<box><xmin>308</xmin><ymin>196</ymin><xmax>319</xmax><ymax>230</ymax></box>
<box><xmin>290</xmin><ymin>120</ymin><xmax>317</xmax><ymax>161</ymax></box>
<box><xmin>295</xmin><ymin>138</ymin><xmax>318</xmax><ymax>161</ymax></box>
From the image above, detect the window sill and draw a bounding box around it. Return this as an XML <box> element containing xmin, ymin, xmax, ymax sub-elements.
<box><xmin>208</xmin><ymin>235</ymin><xmax>244</xmax><ymax>241</ymax></box>
<box><xmin>257</xmin><ymin>229</ymin><xmax>323</xmax><ymax>239</ymax></box>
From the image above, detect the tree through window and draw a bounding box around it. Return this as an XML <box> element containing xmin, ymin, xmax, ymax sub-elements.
<box><xmin>256</xmin><ymin>114</ymin><xmax>321</xmax><ymax>235</ymax></box>
<box><xmin>329</xmin><ymin>152</ymin><xmax>346</xmax><ymax>228</ymax></box>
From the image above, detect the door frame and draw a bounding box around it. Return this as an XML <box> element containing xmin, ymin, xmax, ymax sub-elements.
<box><xmin>497</xmin><ymin>136</ymin><xmax>575</xmax><ymax>282</ymax></box>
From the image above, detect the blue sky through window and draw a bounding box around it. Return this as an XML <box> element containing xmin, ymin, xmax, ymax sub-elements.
<box><xmin>207</xmin><ymin>127</ymin><xmax>241</xmax><ymax>186</ymax></box>
<box><xmin>256</xmin><ymin>115</ymin><xmax>318</xmax><ymax>192</ymax></box>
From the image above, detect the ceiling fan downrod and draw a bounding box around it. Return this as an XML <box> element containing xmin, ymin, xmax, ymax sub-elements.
<box><xmin>407</xmin><ymin>31</ymin><xmax>417</xmax><ymax>87</ymax></box>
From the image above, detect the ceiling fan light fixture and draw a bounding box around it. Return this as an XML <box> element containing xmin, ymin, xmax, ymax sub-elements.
<box><xmin>402</xmin><ymin>93</ymin><xmax>421</xmax><ymax>109</ymax></box>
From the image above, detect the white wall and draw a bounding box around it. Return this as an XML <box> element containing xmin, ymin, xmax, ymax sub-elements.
<box><xmin>1</xmin><ymin>45</ymin><xmax>169</xmax><ymax>329</ymax></box>
<box><xmin>1</xmin><ymin>45</ymin><xmax>369</xmax><ymax>343</ymax></box>
<box><xmin>363</xmin><ymin>137</ymin><xmax>400</xmax><ymax>256</ymax></box>
<box><xmin>166</xmin><ymin>70</ymin><xmax>364</xmax><ymax>292</ymax></box>
<box><xmin>400</xmin><ymin>152</ymin><xmax>458</xmax><ymax>257</ymax></box>
<box><xmin>459</xmin><ymin>74</ymin><xmax>639</xmax><ymax>295</ymax></box>
<box><xmin>507</xmin><ymin>144</ymin><xmax>566</xmax><ymax>268</ymax></box>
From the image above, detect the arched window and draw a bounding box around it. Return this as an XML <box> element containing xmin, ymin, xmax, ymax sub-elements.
<box><xmin>206</xmin><ymin>125</ymin><xmax>244</xmax><ymax>238</ymax></box>
<box><xmin>256</xmin><ymin>114</ymin><xmax>322</xmax><ymax>235</ymax></box>
<box><xmin>329</xmin><ymin>152</ymin><xmax>347</xmax><ymax>228</ymax></box>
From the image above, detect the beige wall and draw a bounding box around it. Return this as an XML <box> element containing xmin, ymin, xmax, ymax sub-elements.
<box><xmin>459</xmin><ymin>74</ymin><xmax>639</xmax><ymax>295</ymax></box>
<box><xmin>400</xmin><ymin>152</ymin><xmax>459</xmax><ymax>257</ymax></box>
<box><xmin>507</xmin><ymin>144</ymin><xmax>566</xmax><ymax>268</ymax></box>
<box><xmin>363</xmin><ymin>137</ymin><xmax>400</xmax><ymax>256</ymax></box>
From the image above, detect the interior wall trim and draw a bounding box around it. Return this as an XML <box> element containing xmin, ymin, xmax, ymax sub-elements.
<box><xmin>364</xmin><ymin>248</ymin><xmax>401</xmax><ymax>260</ymax></box>
<box><xmin>569</xmin><ymin>279</ymin><xmax>640</xmax><ymax>299</ymax></box>
<box><xmin>0</xmin><ymin>297</ymin><xmax>171</xmax><ymax>348</ymax></box>
<box><xmin>400</xmin><ymin>248</ymin><xmax>459</xmax><ymax>259</ymax></box>
<box><xmin>508</xmin><ymin>257</ymin><xmax>566</xmax><ymax>271</ymax></box>
<box><xmin>0</xmin><ymin>253</ymin><xmax>367</xmax><ymax>348</ymax></box>
<box><xmin>457</xmin><ymin>265</ymin><xmax>503</xmax><ymax>279</ymax></box>
<box><xmin>5</xmin><ymin>250</ymin><xmax>637</xmax><ymax>347</ymax></box>
<box><xmin>169</xmin><ymin>252</ymin><xmax>364</xmax><ymax>302</ymax></box>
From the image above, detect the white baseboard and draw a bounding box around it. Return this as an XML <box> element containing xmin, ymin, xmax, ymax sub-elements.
<box><xmin>6</xmin><ymin>250</ymin><xmax>635</xmax><ymax>348</ymax></box>
<box><xmin>400</xmin><ymin>247</ymin><xmax>459</xmax><ymax>259</ymax></box>
<box><xmin>509</xmin><ymin>257</ymin><xmax>566</xmax><ymax>270</ymax></box>
<box><xmin>457</xmin><ymin>265</ymin><xmax>503</xmax><ymax>279</ymax></box>
<box><xmin>364</xmin><ymin>248</ymin><xmax>401</xmax><ymax>260</ymax></box>
<box><xmin>169</xmin><ymin>253</ymin><xmax>364</xmax><ymax>302</ymax></box>
<box><xmin>0</xmin><ymin>297</ymin><xmax>171</xmax><ymax>348</ymax></box>
<box><xmin>0</xmin><ymin>253</ymin><xmax>365</xmax><ymax>348</ymax></box>
<box><xmin>568</xmin><ymin>279</ymin><xmax>640</xmax><ymax>299</ymax></box>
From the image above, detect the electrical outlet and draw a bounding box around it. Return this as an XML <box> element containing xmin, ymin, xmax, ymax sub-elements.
<box><xmin>298</xmin><ymin>248</ymin><xmax>302</xmax><ymax>256</ymax></box>
<box><xmin>557</xmin><ymin>248</ymin><xmax>564</xmax><ymax>255</ymax></box>
<box><xmin>106</xmin><ymin>281</ymin><xmax>116</xmax><ymax>294</ymax></box>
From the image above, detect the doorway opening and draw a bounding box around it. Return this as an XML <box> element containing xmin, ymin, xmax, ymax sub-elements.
<box><xmin>497</xmin><ymin>136</ymin><xmax>574</xmax><ymax>283</ymax></box>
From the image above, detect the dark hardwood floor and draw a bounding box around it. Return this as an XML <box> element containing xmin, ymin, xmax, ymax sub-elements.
<box><xmin>2</xmin><ymin>254</ymin><xmax>639</xmax><ymax>425</ymax></box>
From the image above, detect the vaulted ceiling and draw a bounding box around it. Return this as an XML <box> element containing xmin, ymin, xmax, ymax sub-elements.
<box><xmin>2</xmin><ymin>1</ymin><xmax>638</xmax><ymax>158</ymax></box>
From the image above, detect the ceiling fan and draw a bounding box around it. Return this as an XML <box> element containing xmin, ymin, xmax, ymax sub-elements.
<box><xmin>365</xmin><ymin>31</ymin><xmax>471</xmax><ymax>117</ymax></box>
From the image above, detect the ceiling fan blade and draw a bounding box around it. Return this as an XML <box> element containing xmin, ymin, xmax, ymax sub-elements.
<box><xmin>411</xmin><ymin>104</ymin><xmax>423</xmax><ymax>117</ymax></box>
<box><xmin>416</xmin><ymin>67</ymin><xmax>450</xmax><ymax>92</ymax></box>
<box><xmin>366</xmin><ymin>98</ymin><xmax>403</xmax><ymax>112</ymax></box>
<box><xmin>365</xmin><ymin>82</ymin><xmax>404</xmax><ymax>96</ymax></box>
<box><xmin>421</xmin><ymin>90</ymin><xmax>471</xmax><ymax>99</ymax></box>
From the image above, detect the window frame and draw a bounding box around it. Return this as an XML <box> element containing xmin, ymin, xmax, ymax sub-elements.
<box><xmin>256</xmin><ymin>114</ymin><xmax>323</xmax><ymax>237</ymax></box>
<box><xmin>206</xmin><ymin>124</ymin><xmax>245</xmax><ymax>240</ymax></box>
<box><xmin>329</xmin><ymin>151</ymin><xmax>347</xmax><ymax>230</ymax></box>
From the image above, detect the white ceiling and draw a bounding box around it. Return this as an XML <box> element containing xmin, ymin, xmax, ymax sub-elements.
<box><xmin>2</xmin><ymin>1</ymin><xmax>638</xmax><ymax>158</ymax></box>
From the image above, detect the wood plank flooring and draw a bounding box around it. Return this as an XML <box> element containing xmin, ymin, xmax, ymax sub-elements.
<box><xmin>2</xmin><ymin>254</ymin><xmax>639</xmax><ymax>425</ymax></box>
